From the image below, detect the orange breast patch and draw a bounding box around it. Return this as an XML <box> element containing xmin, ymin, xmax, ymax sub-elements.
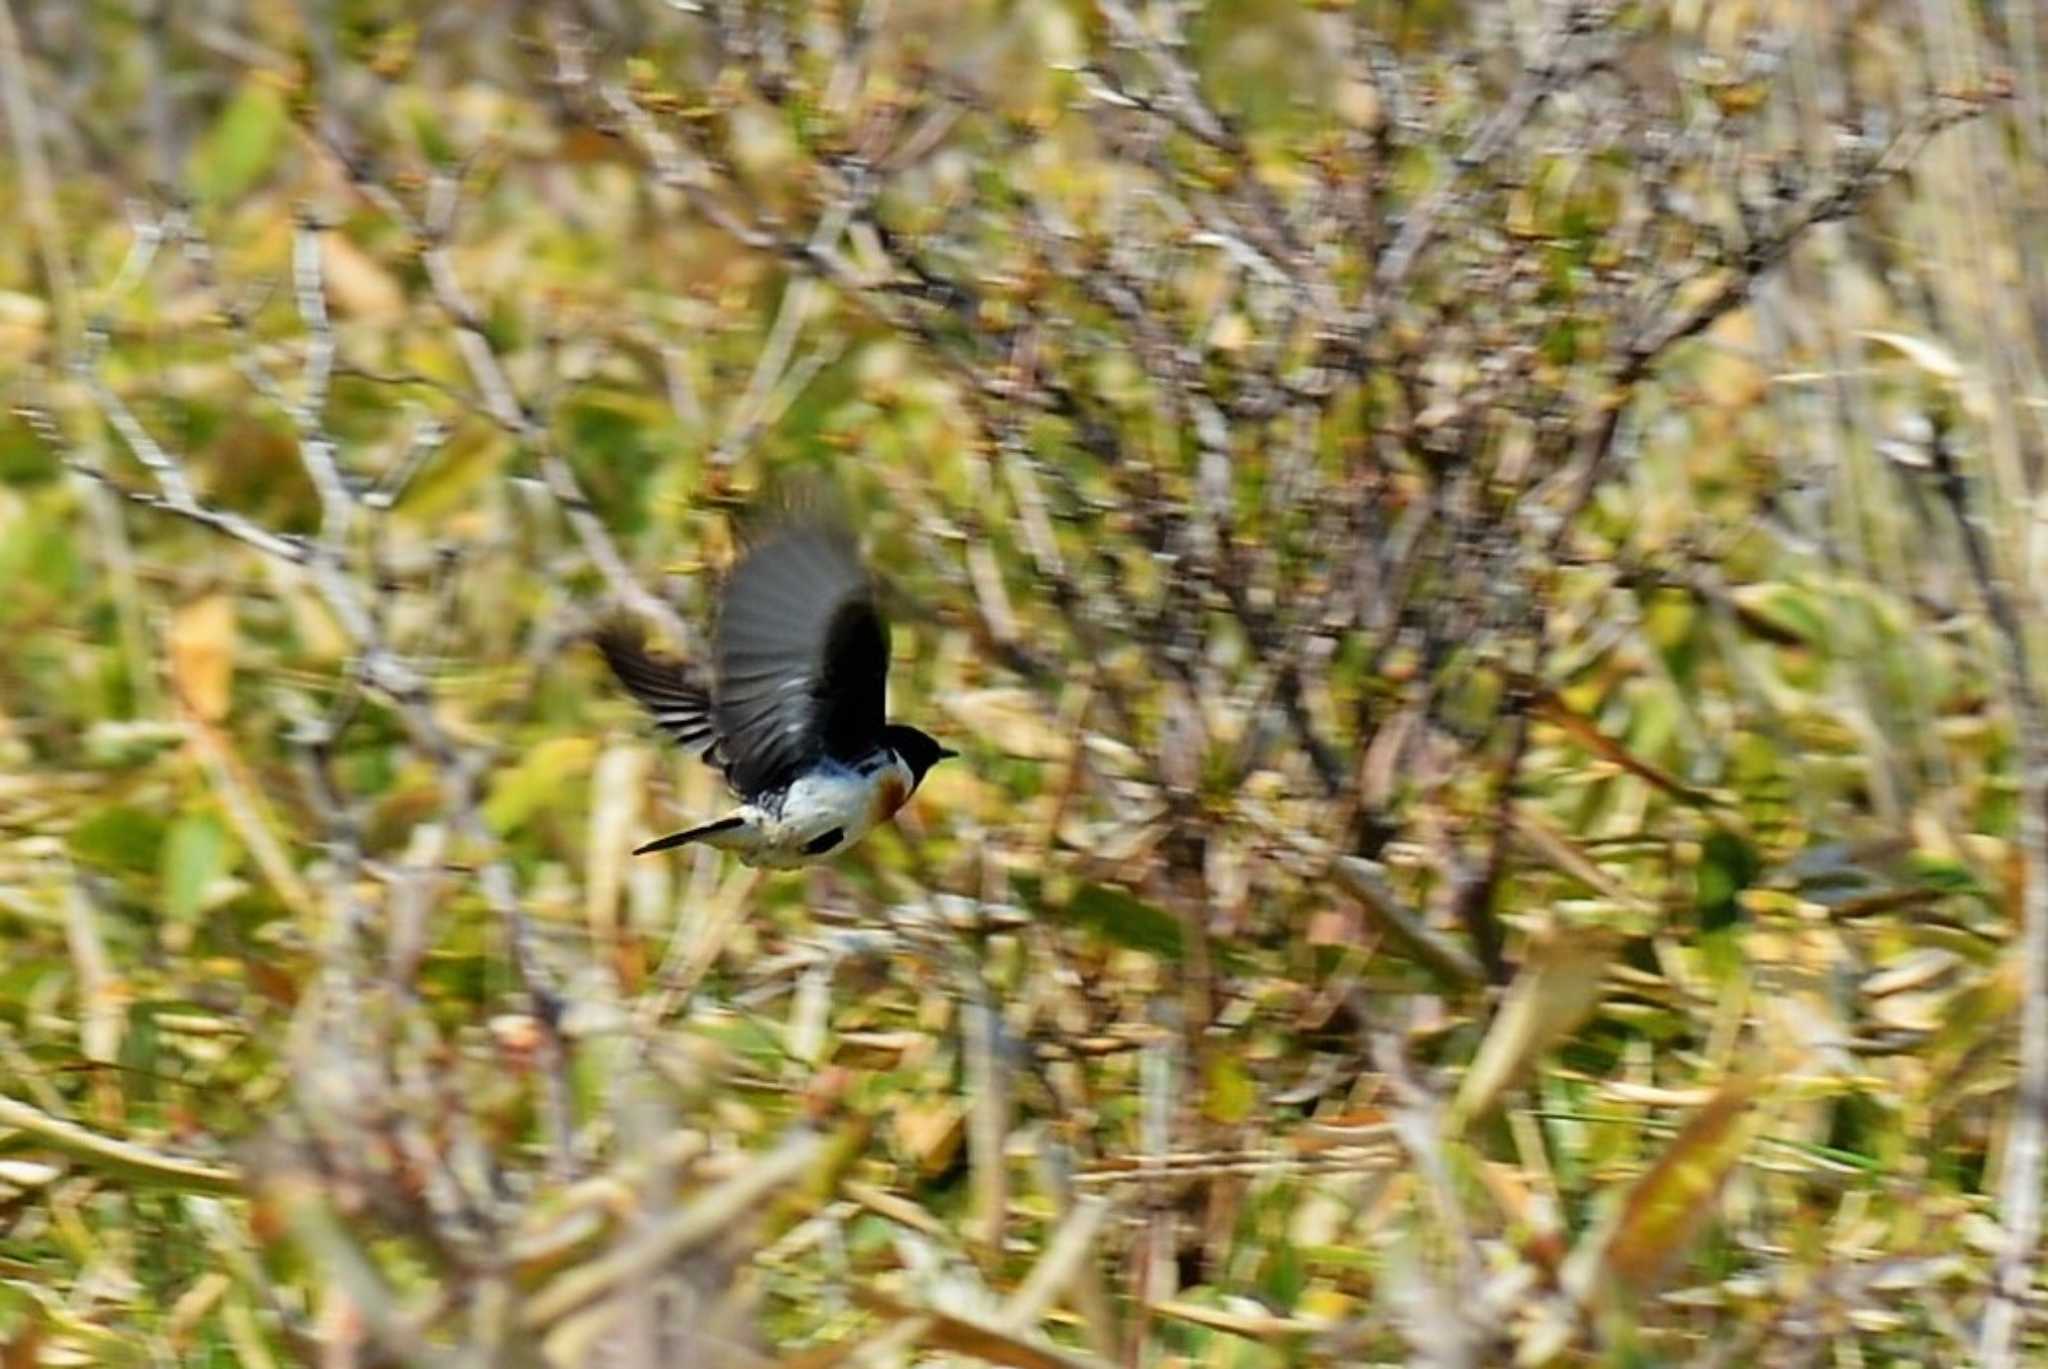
<box><xmin>870</xmin><ymin>772</ymin><xmax>911</xmax><ymax>823</ymax></box>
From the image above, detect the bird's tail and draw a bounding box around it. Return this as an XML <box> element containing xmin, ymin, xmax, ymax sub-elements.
<box><xmin>633</xmin><ymin>815</ymin><xmax>744</xmax><ymax>855</ymax></box>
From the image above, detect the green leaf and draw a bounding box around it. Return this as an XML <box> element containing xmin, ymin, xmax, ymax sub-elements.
<box><xmin>119</xmin><ymin>1002</ymin><xmax>163</xmax><ymax>1103</ymax></box>
<box><xmin>1907</xmin><ymin>852</ymin><xmax>1992</xmax><ymax>901</ymax></box>
<box><xmin>390</xmin><ymin>424</ymin><xmax>508</xmax><ymax>523</ymax></box>
<box><xmin>0</xmin><ymin>497</ymin><xmax>82</xmax><ymax>627</ymax></box>
<box><xmin>161</xmin><ymin>812</ymin><xmax>235</xmax><ymax>923</ymax></box>
<box><xmin>0</xmin><ymin>411</ymin><xmax>57</xmax><ymax>485</ymax></box>
<box><xmin>1060</xmin><ymin>881</ymin><xmax>1184</xmax><ymax>961</ymax></box>
<box><xmin>189</xmin><ymin>81</ymin><xmax>289</xmax><ymax>204</ymax></box>
<box><xmin>71</xmin><ymin>805</ymin><xmax>167</xmax><ymax>875</ymax></box>
<box><xmin>1203</xmin><ymin>1050</ymin><xmax>1256</xmax><ymax>1125</ymax></box>
<box><xmin>1262</xmin><ymin>1237</ymin><xmax>1307</xmax><ymax>1309</ymax></box>
<box><xmin>405</xmin><ymin>99</ymin><xmax>458</xmax><ymax>167</ymax></box>
<box><xmin>1727</xmin><ymin>582</ymin><xmax>1828</xmax><ymax>647</ymax></box>
<box><xmin>1695</xmin><ymin>827</ymin><xmax>1758</xmax><ymax>932</ymax></box>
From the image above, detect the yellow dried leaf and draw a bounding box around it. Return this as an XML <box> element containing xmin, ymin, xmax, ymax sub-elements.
<box><xmin>893</xmin><ymin>1099</ymin><xmax>965</xmax><ymax>1178</ymax></box>
<box><xmin>0</xmin><ymin>289</ymin><xmax>48</xmax><ymax>367</ymax></box>
<box><xmin>165</xmin><ymin>1272</ymin><xmax>231</xmax><ymax>1346</ymax></box>
<box><xmin>1334</xmin><ymin>77</ymin><xmax>1379</xmax><ymax>129</ymax></box>
<box><xmin>1868</xmin><ymin>988</ymin><xmax>1952</xmax><ymax>1034</ymax></box>
<box><xmin>1149</xmin><ymin>1299</ymin><xmax>1321</xmax><ymax>1341</ymax></box>
<box><xmin>1699</xmin><ymin>351</ymin><xmax>1767</xmax><ymax>409</ymax></box>
<box><xmin>941</xmin><ymin>688</ymin><xmax>1069</xmax><ymax>761</ymax></box>
<box><xmin>1208</xmin><ymin>311</ymin><xmax>1252</xmax><ymax>354</ymax></box>
<box><xmin>1863</xmin><ymin>948</ymin><xmax>1961</xmax><ymax>998</ymax></box>
<box><xmin>852</xmin><ymin>1288</ymin><xmax>1106</xmax><ymax>1369</ymax></box>
<box><xmin>1861</xmin><ymin>330</ymin><xmax>1964</xmax><ymax>382</ymax></box>
<box><xmin>320</xmin><ymin>232</ymin><xmax>406</xmax><ymax>321</ymax></box>
<box><xmin>1601</xmin><ymin>1073</ymin><xmax>1765</xmax><ymax>1292</ymax></box>
<box><xmin>1600</xmin><ymin>1082</ymin><xmax>1717</xmax><ymax>1108</ymax></box>
<box><xmin>168</xmin><ymin>595</ymin><xmax>236</xmax><ymax>723</ymax></box>
<box><xmin>1453</xmin><ymin>928</ymin><xmax>1618</xmax><ymax>1127</ymax></box>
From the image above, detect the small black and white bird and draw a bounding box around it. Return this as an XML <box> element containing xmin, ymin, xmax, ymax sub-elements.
<box><xmin>595</xmin><ymin>502</ymin><xmax>954</xmax><ymax>868</ymax></box>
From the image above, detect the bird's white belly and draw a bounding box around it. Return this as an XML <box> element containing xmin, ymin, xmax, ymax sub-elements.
<box><xmin>719</xmin><ymin>757</ymin><xmax>910</xmax><ymax>868</ymax></box>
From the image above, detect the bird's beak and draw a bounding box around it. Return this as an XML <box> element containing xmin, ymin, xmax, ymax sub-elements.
<box><xmin>939</xmin><ymin>747</ymin><xmax>959</xmax><ymax>761</ymax></box>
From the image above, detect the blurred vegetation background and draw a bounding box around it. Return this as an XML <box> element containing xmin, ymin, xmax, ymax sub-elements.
<box><xmin>1</xmin><ymin>0</ymin><xmax>2046</xmax><ymax>1364</ymax></box>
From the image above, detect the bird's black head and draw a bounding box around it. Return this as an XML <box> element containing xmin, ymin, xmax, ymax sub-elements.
<box><xmin>883</xmin><ymin>724</ymin><xmax>957</xmax><ymax>785</ymax></box>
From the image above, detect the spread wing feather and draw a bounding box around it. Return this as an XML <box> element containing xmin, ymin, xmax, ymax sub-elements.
<box><xmin>593</xmin><ymin>624</ymin><xmax>723</xmax><ymax>763</ymax></box>
<box><xmin>713</xmin><ymin>516</ymin><xmax>890</xmax><ymax>797</ymax></box>
<box><xmin>593</xmin><ymin>500</ymin><xmax>892</xmax><ymax>802</ymax></box>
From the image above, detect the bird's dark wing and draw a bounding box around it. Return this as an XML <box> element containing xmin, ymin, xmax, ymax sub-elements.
<box><xmin>713</xmin><ymin>516</ymin><xmax>890</xmax><ymax>797</ymax></box>
<box><xmin>594</xmin><ymin>623</ymin><xmax>724</xmax><ymax>765</ymax></box>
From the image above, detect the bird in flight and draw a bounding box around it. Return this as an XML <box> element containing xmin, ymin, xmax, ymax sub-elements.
<box><xmin>595</xmin><ymin>499</ymin><xmax>954</xmax><ymax>868</ymax></box>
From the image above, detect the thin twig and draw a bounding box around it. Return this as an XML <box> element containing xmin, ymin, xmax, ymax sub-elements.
<box><xmin>0</xmin><ymin>1094</ymin><xmax>244</xmax><ymax>1194</ymax></box>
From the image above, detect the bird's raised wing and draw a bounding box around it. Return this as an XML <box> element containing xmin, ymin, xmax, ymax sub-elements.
<box><xmin>713</xmin><ymin>516</ymin><xmax>890</xmax><ymax>798</ymax></box>
<box><xmin>594</xmin><ymin>623</ymin><xmax>723</xmax><ymax>763</ymax></box>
